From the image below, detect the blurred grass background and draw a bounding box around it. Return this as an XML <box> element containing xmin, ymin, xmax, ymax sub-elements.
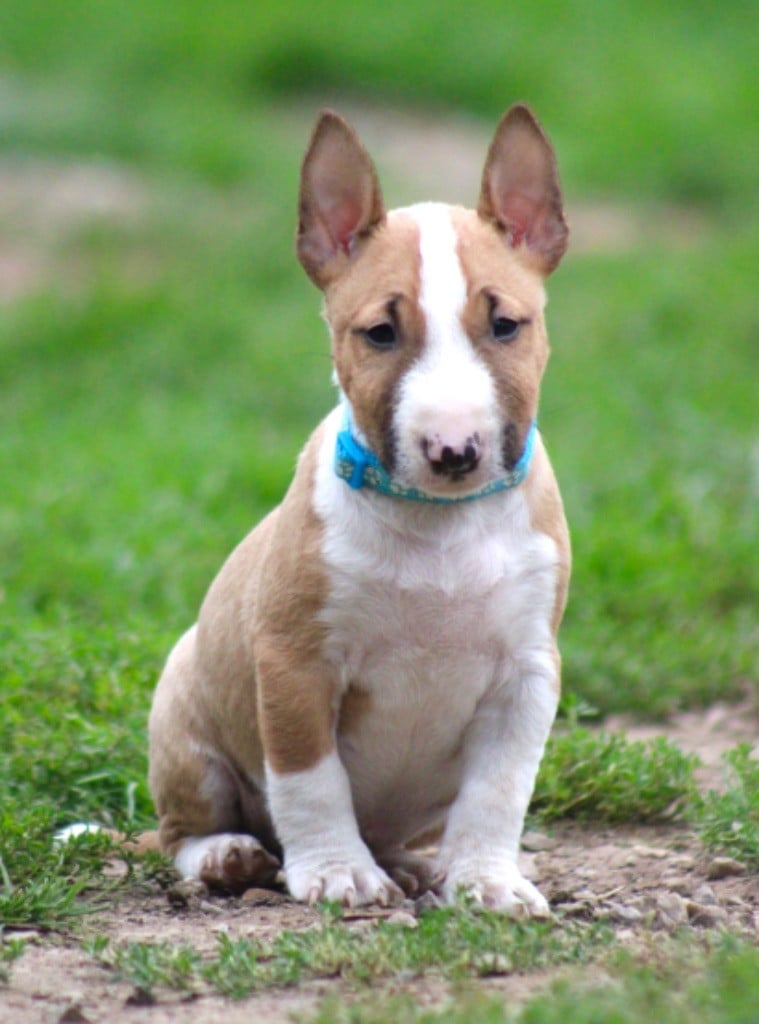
<box><xmin>0</xmin><ymin>0</ymin><xmax>757</xmax><ymax>828</ymax></box>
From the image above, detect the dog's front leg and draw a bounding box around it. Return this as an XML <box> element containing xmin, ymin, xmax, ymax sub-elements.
<box><xmin>436</xmin><ymin>646</ymin><xmax>559</xmax><ymax>916</ymax></box>
<box><xmin>258</xmin><ymin>641</ymin><xmax>402</xmax><ymax>907</ymax></box>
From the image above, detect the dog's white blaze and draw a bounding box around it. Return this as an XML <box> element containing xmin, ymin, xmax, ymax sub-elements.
<box><xmin>392</xmin><ymin>203</ymin><xmax>500</xmax><ymax>489</ymax></box>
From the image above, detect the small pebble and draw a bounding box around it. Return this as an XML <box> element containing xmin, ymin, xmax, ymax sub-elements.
<box><xmin>57</xmin><ymin>1007</ymin><xmax>91</xmax><ymax>1024</ymax></box>
<box><xmin>101</xmin><ymin>857</ymin><xmax>129</xmax><ymax>880</ymax></box>
<box><xmin>724</xmin><ymin>894</ymin><xmax>749</xmax><ymax>908</ymax></box>
<box><xmin>686</xmin><ymin>902</ymin><xmax>729</xmax><ymax>928</ymax></box>
<box><xmin>199</xmin><ymin>900</ymin><xmax>226</xmax><ymax>915</ymax></box>
<box><xmin>693</xmin><ymin>883</ymin><xmax>717</xmax><ymax>906</ymax></box>
<box><xmin>474</xmin><ymin>952</ymin><xmax>512</xmax><ymax>975</ymax></box>
<box><xmin>632</xmin><ymin>844</ymin><xmax>669</xmax><ymax>859</ymax></box>
<box><xmin>706</xmin><ymin>857</ymin><xmax>747</xmax><ymax>880</ymax></box>
<box><xmin>605</xmin><ymin>900</ymin><xmax>643</xmax><ymax>924</ymax></box>
<box><xmin>668</xmin><ymin>881</ymin><xmax>692</xmax><ymax>896</ymax></box>
<box><xmin>652</xmin><ymin>892</ymin><xmax>689</xmax><ymax>929</ymax></box>
<box><xmin>386</xmin><ymin>910</ymin><xmax>419</xmax><ymax>929</ymax></box>
<box><xmin>521</xmin><ymin>830</ymin><xmax>557</xmax><ymax>852</ymax></box>
<box><xmin>240</xmin><ymin>887</ymin><xmax>290</xmax><ymax>906</ymax></box>
<box><xmin>166</xmin><ymin>878</ymin><xmax>208</xmax><ymax>907</ymax></box>
<box><xmin>346</xmin><ymin>918</ymin><xmax>376</xmax><ymax>933</ymax></box>
<box><xmin>670</xmin><ymin>854</ymin><xmax>696</xmax><ymax>871</ymax></box>
<box><xmin>414</xmin><ymin>891</ymin><xmax>443</xmax><ymax>914</ymax></box>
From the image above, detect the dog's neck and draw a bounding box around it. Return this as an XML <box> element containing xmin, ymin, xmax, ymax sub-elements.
<box><xmin>334</xmin><ymin>403</ymin><xmax>537</xmax><ymax>504</ymax></box>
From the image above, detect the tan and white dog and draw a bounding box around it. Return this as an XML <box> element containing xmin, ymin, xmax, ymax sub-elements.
<box><xmin>148</xmin><ymin>104</ymin><xmax>570</xmax><ymax>915</ymax></box>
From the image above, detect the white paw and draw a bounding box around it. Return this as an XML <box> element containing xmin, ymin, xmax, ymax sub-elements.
<box><xmin>441</xmin><ymin>859</ymin><xmax>550</xmax><ymax>917</ymax></box>
<box><xmin>174</xmin><ymin>833</ymin><xmax>280</xmax><ymax>891</ymax></box>
<box><xmin>285</xmin><ymin>852</ymin><xmax>403</xmax><ymax>907</ymax></box>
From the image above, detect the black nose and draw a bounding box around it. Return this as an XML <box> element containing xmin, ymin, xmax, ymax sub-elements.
<box><xmin>426</xmin><ymin>442</ymin><xmax>481</xmax><ymax>479</ymax></box>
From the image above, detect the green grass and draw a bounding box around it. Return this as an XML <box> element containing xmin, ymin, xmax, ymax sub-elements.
<box><xmin>0</xmin><ymin>938</ymin><xmax>27</xmax><ymax>985</ymax></box>
<box><xmin>86</xmin><ymin>904</ymin><xmax>610</xmax><ymax>1000</ymax></box>
<box><xmin>695</xmin><ymin>745</ymin><xmax>759</xmax><ymax>868</ymax></box>
<box><xmin>534</xmin><ymin>723</ymin><xmax>697</xmax><ymax>824</ymax></box>
<box><xmin>0</xmin><ymin>5</ymin><xmax>756</xmax><ymax>1017</ymax></box>
<box><xmin>0</xmin><ymin>1</ymin><xmax>755</xmax><ymax>207</ymax></box>
<box><xmin>308</xmin><ymin>939</ymin><xmax>759</xmax><ymax>1024</ymax></box>
<box><xmin>0</xmin><ymin>809</ymin><xmax>165</xmax><ymax>930</ymax></box>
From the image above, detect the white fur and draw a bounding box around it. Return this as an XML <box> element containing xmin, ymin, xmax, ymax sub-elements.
<box><xmin>312</xmin><ymin>400</ymin><xmax>560</xmax><ymax>909</ymax></box>
<box><xmin>174</xmin><ymin>832</ymin><xmax>272</xmax><ymax>883</ymax></box>
<box><xmin>266</xmin><ymin>750</ymin><xmax>398</xmax><ymax>905</ymax></box>
<box><xmin>150</xmin><ymin>115</ymin><xmax>567</xmax><ymax>916</ymax></box>
<box><xmin>391</xmin><ymin>204</ymin><xmax>501</xmax><ymax>494</ymax></box>
<box><xmin>159</xmin><ymin>204</ymin><xmax>559</xmax><ymax>912</ymax></box>
<box><xmin>54</xmin><ymin>823</ymin><xmax>103</xmax><ymax>844</ymax></box>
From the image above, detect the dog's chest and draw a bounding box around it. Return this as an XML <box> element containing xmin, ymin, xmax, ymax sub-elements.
<box><xmin>311</xmin><ymin>422</ymin><xmax>558</xmax><ymax>842</ymax></box>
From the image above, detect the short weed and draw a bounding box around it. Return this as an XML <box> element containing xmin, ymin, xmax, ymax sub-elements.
<box><xmin>695</xmin><ymin>745</ymin><xmax>759</xmax><ymax>868</ymax></box>
<box><xmin>533</xmin><ymin>712</ymin><xmax>697</xmax><ymax>823</ymax></box>
<box><xmin>91</xmin><ymin>905</ymin><xmax>610</xmax><ymax>1000</ymax></box>
<box><xmin>0</xmin><ymin>804</ymin><xmax>162</xmax><ymax>929</ymax></box>
<box><xmin>105</xmin><ymin>940</ymin><xmax>202</xmax><ymax>996</ymax></box>
<box><xmin>0</xmin><ymin>937</ymin><xmax>27</xmax><ymax>985</ymax></box>
<box><xmin>307</xmin><ymin>937</ymin><xmax>759</xmax><ymax>1024</ymax></box>
<box><xmin>0</xmin><ymin>805</ymin><xmax>103</xmax><ymax>928</ymax></box>
<box><xmin>519</xmin><ymin>937</ymin><xmax>759</xmax><ymax>1024</ymax></box>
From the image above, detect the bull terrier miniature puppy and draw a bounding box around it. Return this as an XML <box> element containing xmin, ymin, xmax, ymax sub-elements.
<box><xmin>148</xmin><ymin>104</ymin><xmax>570</xmax><ymax>915</ymax></box>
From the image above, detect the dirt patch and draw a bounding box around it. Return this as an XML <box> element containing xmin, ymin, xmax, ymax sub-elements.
<box><xmin>4</xmin><ymin>809</ymin><xmax>756</xmax><ymax>1024</ymax></box>
<box><xmin>0</xmin><ymin>160</ymin><xmax>148</xmax><ymax>302</ymax></box>
<box><xmin>0</xmin><ymin>99</ymin><xmax>715</xmax><ymax>304</ymax></box>
<box><xmin>0</xmin><ymin>102</ymin><xmax>751</xmax><ymax>1023</ymax></box>
<box><xmin>530</xmin><ymin>823</ymin><xmax>757</xmax><ymax>932</ymax></box>
<box><xmin>4</xmin><ymin>704</ymin><xmax>757</xmax><ymax>1024</ymax></box>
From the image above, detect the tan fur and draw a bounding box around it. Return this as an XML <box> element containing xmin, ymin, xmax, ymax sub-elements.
<box><xmin>148</xmin><ymin>105</ymin><xmax>572</xmax><ymax>900</ymax></box>
<box><xmin>450</xmin><ymin>207</ymin><xmax>570</xmax><ymax>632</ymax></box>
<box><xmin>253</xmin><ymin>428</ymin><xmax>337</xmax><ymax>773</ymax></box>
<box><xmin>100</xmin><ymin>828</ymin><xmax>160</xmax><ymax>856</ymax></box>
<box><xmin>478</xmin><ymin>104</ymin><xmax>568</xmax><ymax>274</ymax></box>
<box><xmin>524</xmin><ymin>440</ymin><xmax>571</xmax><ymax>637</ymax></box>
<box><xmin>324</xmin><ymin>212</ymin><xmax>423</xmax><ymax>463</ymax></box>
<box><xmin>298</xmin><ymin>111</ymin><xmax>385</xmax><ymax>288</ymax></box>
<box><xmin>453</xmin><ymin>206</ymin><xmax>548</xmax><ymax>456</ymax></box>
<box><xmin>149</xmin><ymin>431</ymin><xmax>334</xmax><ymax>851</ymax></box>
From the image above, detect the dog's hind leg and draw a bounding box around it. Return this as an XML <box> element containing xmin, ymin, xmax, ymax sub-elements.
<box><xmin>374</xmin><ymin>847</ymin><xmax>437</xmax><ymax>896</ymax></box>
<box><xmin>149</xmin><ymin>627</ymin><xmax>280</xmax><ymax>892</ymax></box>
<box><xmin>173</xmin><ymin>830</ymin><xmax>280</xmax><ymax>892</ymax></box>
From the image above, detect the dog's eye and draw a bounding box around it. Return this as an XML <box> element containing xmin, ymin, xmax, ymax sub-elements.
<box><xmin>492</xmin><ymin>316</ymin><xmax>521</xmax><ymax>343</ymax></box>
<box><xmin>363</xmin><ymin>322</ymin><xmax>397</xmax><ymax>350</ymax></box>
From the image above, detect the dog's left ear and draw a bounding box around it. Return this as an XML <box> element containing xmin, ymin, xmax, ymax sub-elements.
<box><xmin>297</xmin><ymin>110</ymin><xmax>386</xmax><ymax>288</ymax></box>
<box><xmin>478</xmin><ymin>104</ymin><xmax>568</xmax><ymax>274</ymax></box>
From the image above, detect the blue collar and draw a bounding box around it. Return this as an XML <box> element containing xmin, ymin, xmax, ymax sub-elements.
<box><xmin>334</xmin><ymin>409</ymin><xmax>537</xmax><ymax>504</ymax></box>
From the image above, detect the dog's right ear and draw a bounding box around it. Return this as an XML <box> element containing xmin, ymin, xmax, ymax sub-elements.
<box><xmin>297</xmin><ymin>111</ymin><xmax>386</xmax><ymax>289</ymax></box>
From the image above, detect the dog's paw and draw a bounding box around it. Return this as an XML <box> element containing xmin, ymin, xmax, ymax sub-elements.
<box><xmin>285</xmin><ymin>854</ymin><xmax>404</xmax><ymax>908</ymax></box>
<box><xmin>375</xmin><ymin>848</ymin><xmax>436</xmax><ymax>896</ymax></box>
<box><xmin>440</xmin><ymin>859</ymin><xmax>550</xmax><ymax>917</ymax></box>
<box><xmin>174</xmin><ymin>833</ymin><xmax>280</xmax><ymax>892</ymax></box>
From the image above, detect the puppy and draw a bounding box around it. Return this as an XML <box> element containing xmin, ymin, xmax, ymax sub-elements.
<box><xmin>148</xmin><ymin>104</ymin><xmax>570</xmax><ymax>915</ymax></box>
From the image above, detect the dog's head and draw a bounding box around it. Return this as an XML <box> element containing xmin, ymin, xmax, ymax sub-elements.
<box><xmin>297</xmin><ymin>105</ymin><xmax>568</xmax><ymax>499</ymax></box>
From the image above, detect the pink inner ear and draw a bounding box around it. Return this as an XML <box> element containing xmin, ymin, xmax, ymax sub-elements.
<box><xmin>326</xmin><ymin>196</ymin><xmax>364</xmax><ymax>256</ymax></box>
<box><xmin>498</xmin><ymin>193</ymin><xmax>537</xmax><ymax>246</ymax></box>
